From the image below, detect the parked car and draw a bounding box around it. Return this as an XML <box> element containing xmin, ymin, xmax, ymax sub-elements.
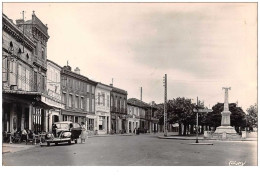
<box><xmin>46</xmin><ymin>121</ymin><xmax>82</xmax><ymax>146</ymax></box>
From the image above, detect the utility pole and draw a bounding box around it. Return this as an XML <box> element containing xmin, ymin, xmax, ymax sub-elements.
<box><xmin>196</xmin><ymin>96</ymin><xmax>199</xmax><ymax>143</ymax></box>
<box><xmin>140</xmin><ymin>87</ymin><xmax>142</xmax><ymax>101</ymax></box>
<box><xmin>163</xmin><ymin>74</ymin><xmax>167</xmax><ymax>137</ymax></box>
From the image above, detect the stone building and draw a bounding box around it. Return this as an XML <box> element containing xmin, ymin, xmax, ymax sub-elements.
<box><xmin>46</xmin><ymin>59</ymin><xmax>65</xmax><ymax>128</ymax></box>
<box><xmin>110</xmin><ymin>85</ymin><xmax>127</xmax><ymax>134</ymax></box>
<box><xmin>126</xmin><ymin>98</ymin><xmax>159</xmax><ymax>133</ymax></box>
<box><xmin>2</xmin><ymin>12</ymin><xmax>60</xmax><ymax>134</ymax></box>
<box><xmin>95</xmin><ymin>83</ymin><xmax>112</xmax><ymax>134</ymax></box>
<box><xmin>60</xmin><ymin>65</ymin><xmax>97</xmax><ymax>126</ymax></box>
<box><xmin>126</xmin><ymin>99</ymin><xmax>141</xmax><ymax>133</ymax></box>
<box><xmin>126</xmin><ymin>98</ymin><xmax>149</xmax><ymax>133</ymax></box>
<box><xmin>146</xmin><ymin>101</ymin><xmax>159</xmax><ymax>133</ymax></box>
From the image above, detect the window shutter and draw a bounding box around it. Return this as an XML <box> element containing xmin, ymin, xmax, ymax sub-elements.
<box><xmin>17</xmin><ymin>65</ymin><xmax>22</xmax><ymax>89</ymax></box>
<box><xmin>2</xmin><ymin>58</ymin><xmax>7</xmax><ymax>82</ymax></box>
<box><xmin>26</xmin><ymin>69</ymin><xmax>30</xmax><ymax>91</ymax></box>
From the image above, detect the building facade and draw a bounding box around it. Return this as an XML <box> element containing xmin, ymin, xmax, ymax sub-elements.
<box><xmin>110</xmin><ymin>86</ymin><xmax>127</xmax><ymax>134</ymax></box>
<box><xmin>95</xmin><ymin>83</ymin><xmax>112</xmax><ymax>134</ymax></box>
<box><xmin>46</xmin><ymin>59</ymin><xmax>65</xmax><ymax>128</ymax></box>
<box><xmin>126</xmin><ymin>98</ymin><xmax>149</xmax><ymax>133</ymax></box>
<box><xmin>60</xmin><ymin>65</ymin><xmax>97</xmax><ymax>127</ymax></box>
<box><xmin>127</xmin><ymin>100</ymin><xmax>140</xmax><ymax>133</ymax></box>
<box><xmin>2</xmin><ymin>13</ymin><xmax>59</xmax><ymax>134</ymax></box>
<box><xmin>146</xmin><ymin>101</ymin><xmax>159</xmax><ymax>133</ymax></box>
<box><xmin>126</xmin><ymin>98</ymin><xmax>159</xmax><ymax>133</ymax></box>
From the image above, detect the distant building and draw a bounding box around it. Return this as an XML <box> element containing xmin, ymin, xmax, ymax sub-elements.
<box><xmin>126</xmin><ymin>98</ymin><xmax>149</xmax><ymax>133</ymax></box>
<box><xmin>60</xmin><ymin>65</ymin><xmax>97</xmax><ymax>126</ymax></box>
<box><xmin>146</xmin><ymin>101</ymin><xmax>159</xmax><ymax>133</ymax></box>
<box><xmin>2</xmin><ymin>12</ymin><xmax>58</xmax><ymax>134</ymax></box>
<box><xmin>95</xmin><ymin>83</ymin><xmax>112</xmax><ymax>134</ymax></box>
<box><xmin>127</xmin><ymin>99</ymin><xmax>141</xmax><ymax>133</ymax></box>
<box><xmin>110</xmin><ymin>85</ymin><xmax>127</xmax><ymax>134</ymax></box>
<box><xmin>127</xmin><ymin>98</ymin><xmax>159</xmax><ymax>133</ymax></box>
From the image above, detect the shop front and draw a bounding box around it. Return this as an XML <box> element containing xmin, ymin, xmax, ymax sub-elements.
<box><xmin>61</xmin><ymin>110</ymin><xmax>87</xmax><ymax>124</ymax></box>
<box><xmin>96</xmin><ymin>111</ymin><xmax>110</xmax><ymax>135</ymax></box>
<box><xmin>2</xmin><ymin>90</ymin><xmax>54</xmax><ymax>135</ymax></box>
<box><xmin>127</xmin><ymin>115</ymin><xmax>140</xmax><ymax>134</ymax></box>
<box><xmin>86</xmin><ymin>114</ymin><xmax>96</xmax><ymax>134</ymax></box>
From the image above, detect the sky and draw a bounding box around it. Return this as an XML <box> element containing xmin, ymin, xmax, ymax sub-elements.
<box><xmin>2</xmin><ymin>2</ymin><xmax>257</xmax><ymax>111</ymax></box>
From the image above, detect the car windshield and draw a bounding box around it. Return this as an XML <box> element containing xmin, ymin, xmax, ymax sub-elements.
<box><xmin>58</xmin><ymin>123</ymin><xmax>69</xmax><ymax>130</ymax></box>
<box><xmin>73</xmin><ymin>123</ymin><xmax>80</xmax><ymax>128</ymax></box>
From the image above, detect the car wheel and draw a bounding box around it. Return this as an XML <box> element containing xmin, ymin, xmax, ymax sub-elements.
<box><xmin>47</xmin><ymin>142</ymin><xmax>50</xmax><ymax>146</ymax></box>
<box><xmin>75</xmin><ymin>139</ymin><xmax>77</xmax><ymax>144</ymax></box>
<box><xmin>68</xmin><ymin>140</ymin><xmax>71</xmax><ymax>145</ymax></box>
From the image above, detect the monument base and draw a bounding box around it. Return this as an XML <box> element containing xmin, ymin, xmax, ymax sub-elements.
<box><xmin>213</xmin><ymin>126</ymin><xmax>240</xmax><ymax>140</ymax></box>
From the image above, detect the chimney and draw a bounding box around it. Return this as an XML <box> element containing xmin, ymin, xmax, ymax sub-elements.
<box><xmin>74</xmin><ymin>67</ymin><xmax>80</xmax><ymax>75</ymax></box>
<box><xmin>110</xmin><ymin>78</ymin><xmax>113</xmax><ymax>87</ymax></box>
<box><xmin>63</xmin><ymin>65</ymin><xmax>71</xmax><ymax>71</ymax></box>
<box><xmin>16</xmin><ymin>19</ymin><xmax>24</xmax><ymax>25</ymax></box>
<box><xmin>140</xmin><ymin>87</ymin><xmax>142</xmax><ymax>101</ymax></box>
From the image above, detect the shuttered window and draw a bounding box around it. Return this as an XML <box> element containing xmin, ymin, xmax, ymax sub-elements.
<box><xmin>17</xmin><ymin>64</ymin><xmax>22</xmax><ymax>89</ymax></box>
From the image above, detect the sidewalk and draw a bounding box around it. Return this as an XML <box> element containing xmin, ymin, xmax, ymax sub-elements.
<box><xmin>157</xmin><ymin>135</ymin><xmax>257</xmax><ymax>141</ymax></box>
<box><xmin>2</xmin><ymin>143</ymin><xmax>38</xmax><ymax>154</ymax></box>
<box><xmin>93</xmin><ymin>133</ymin><xmax>134</xmax><ymax>137</ymax></box>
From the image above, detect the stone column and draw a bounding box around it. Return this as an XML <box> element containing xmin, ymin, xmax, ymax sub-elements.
<box><xmin>29</xmin><ymin>105</ymin><xmax>32</xmax><ymax>130</ymax></box>
<box><xmin>214</xmin><ymin>87</ymin><xmax>238</xmax><ymax>138</ymax></box>
<box><xmin>104</xmin><ymin>116</ymin><xmax>107</xmax><ymax>133</ymax></box>
<box><xmin>221</xmin><ymin>87</ymin><xmax>231</xmax><ymax>126</ymax></box>
<box><xmin>21</xmin><ymin>106</ymin><xmax>25</xmax><ymax>130</ymax></box>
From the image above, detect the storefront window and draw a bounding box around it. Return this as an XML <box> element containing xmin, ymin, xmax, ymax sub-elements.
<box><xmin>87</xmin><ymin>119</ymin><xmax>94</xmax><ymax>131</ymax></box>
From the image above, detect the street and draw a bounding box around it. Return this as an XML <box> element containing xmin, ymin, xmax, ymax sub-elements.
<box><xmin>2</xmin><ymin>134</ymin><xmax>257</xmax><ymax>166</ymax></box>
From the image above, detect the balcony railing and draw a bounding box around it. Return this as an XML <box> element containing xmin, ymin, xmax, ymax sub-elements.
<box><xmin>111</xmin><ymin>106</ymin><xmax>127</xmax><ymax>114</ymax></box>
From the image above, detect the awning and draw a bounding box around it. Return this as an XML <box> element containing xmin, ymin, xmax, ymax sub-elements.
<box><xmin>61</xmin><ymin>109</ymin><xmax>88</xmax><ymax>117</ymax></box>
<box><xmin>3</xmin><ymin>90</ymin><xmax>54</xmax><ymax>109</ymax></box>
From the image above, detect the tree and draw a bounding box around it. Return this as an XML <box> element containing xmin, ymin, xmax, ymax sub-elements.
<box><xmin>246</xmin><ymin>104</ymin><xmax>258</xmax><ymax>131</ymax></box>
<box><xmin>205</xmin><ymin>103</ymin><xmax>246</xmax><ymax>132</ymax></box>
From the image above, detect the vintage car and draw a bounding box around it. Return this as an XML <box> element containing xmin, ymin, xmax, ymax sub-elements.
<box><xmin>46</xmin><ymin>121</ymin><xmax>82</xmax><ymax>146</ymax></box>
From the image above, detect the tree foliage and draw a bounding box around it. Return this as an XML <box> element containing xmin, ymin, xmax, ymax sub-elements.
<box><xmin>246</xmin><ymin>104</ymin><xmax>258</xmax><ymax>130</ymax></box>
<box><xmin>204</xmin><ymin>103</ymin><xmax>246</xmax><ymax>132</ymax></box>
<box><xmin>155</xmin><ymin>98</ymin><xmax>247</xmax><ymax>134</ymax></box>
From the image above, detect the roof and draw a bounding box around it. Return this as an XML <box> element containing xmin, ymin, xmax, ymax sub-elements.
<box><xmin>111</xmin><ymin>86</ymin><xmax>128</xmax><ymax>95</ymax></box>
<box><xmin>2</xmin><ymin>13</ymin><xmax>36</xmax><ymax>51</ymax></box>
<box><xmin>47</xmin><ymin>59</ymin><xmax>62</xmax><ymax>69</ymax></box>
<box><xmin>127</xmin><ymin>98</ymin><xmax>150</xmax><ymax>108</ymax></box>
<box><xmin>61</xmin><ymin>66</ymin><xmax>97</xmax><ymax>85</ymax></box>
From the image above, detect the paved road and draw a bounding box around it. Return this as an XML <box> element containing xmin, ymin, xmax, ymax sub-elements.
<box><xmin>2</xmin><ymin>134</ymin><xmax>257</xmax><ymax>166</ymax></box>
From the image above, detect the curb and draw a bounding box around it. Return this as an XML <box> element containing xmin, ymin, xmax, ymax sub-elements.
<box><xmin>158</xmin><ymin>136</ymin><xmax>257</xmax><ymax>141</ymax></box>
<box><xmin>158</xmin><ymin>136</ymin><xmax>204</xmax><ymax>140</ymax></box>
<box><xmin>188</xmin><ymin>143</ymin><xmax>214</xmax><ymax>145</ymax></box>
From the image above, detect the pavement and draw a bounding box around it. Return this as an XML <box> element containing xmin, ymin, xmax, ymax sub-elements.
<box><xmin>157</xmin><ymin>132</ymin><xmax>257</xmax><ymax>141</ymax></box>
<box><xmin>2</xmin><ymin>142</ymin><xmax>38</xmax><ymax>154</ymax></box>
<box><xmin>2</xmin><ymin>132</ymin><xmax>257</xmax><ymax>155</ymax></box>
<box><xmin>2</xmin><ymin>134</ymin><xmax>257</xmax><ymax>166</ymax></box>
<box><xmin>158</xmin><ymin>135</ymin><xmax>257</xmax><ymax>141</ymax></box>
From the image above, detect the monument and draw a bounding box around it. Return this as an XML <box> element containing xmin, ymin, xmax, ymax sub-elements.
<box><xmin>213</xmin><ymin>87</ymin><xmax>239</xmax><ymax>139</ymax></box>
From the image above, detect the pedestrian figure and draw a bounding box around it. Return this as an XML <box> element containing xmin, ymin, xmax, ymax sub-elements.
<box><xmin>52</xmin><ymin>123</ymin><xmax>57</xmax><ymax>137</ymax></box>
<box><xmin>80</xmin><ymin>122</ymin><xmax>87</xmax><ymax>144</ymax></box>
<box><xmin>21</xmin><ymin>128</ymin><xmax>28</xmax><ymax>142</ymax></box>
